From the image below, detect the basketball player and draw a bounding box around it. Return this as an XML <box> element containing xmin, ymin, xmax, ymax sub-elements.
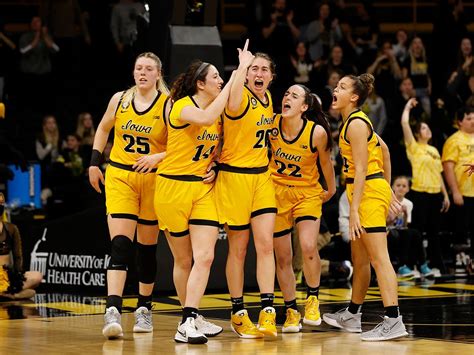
<box><xmin>269</xmin><ymin>85</ymin><xmax>336</xmax><ymax>333</ymax></box>
<box><xmin>215</xmin><ymin>43</ymin><xmax>277</xmax><ymax>338</ymax></box>
<box><xmin>89</xmin><ymin>52</ymin><xmax>168</xmax><ymax>339</ymax></box>
<box><xmin>322</xmin><ymin>74</ymin><xmax>408</xmax><ymax>341</ymax></box>
<box><xmin>154</xmin><ymin>56</ymin><xmax>241</xmax><ymax>343</ymax></box>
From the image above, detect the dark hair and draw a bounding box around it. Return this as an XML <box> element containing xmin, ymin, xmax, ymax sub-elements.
<box><xmin>253</xmin><ymin>52</ymin><xmax>276</xmax><ymax>76</ymax></box>
<box><xmin>170</xmin><ymin>60</ymin><xmax>211</xmax><ymax>101</ymax></box>
<box><xmin>346</xmin><ymin>73</ymin><xmax>375</xmax><ymax>106</ymax></box>
<box><xmin>392</xmin><ymin>175</ymin><xmax>411</xmax><ymax>188</ymax></box>
<box><xmin>456</xmin><ymin>106</ymin><xmax>474</xmax><ymax>121</ymax></box>
<box><xmin>297</xmin><ymin>84</ymin><xmax>333</xmax><ymax>151</ymax></box>
<box><xmin>412</xmin><ymin>120</ymin><xmax>431</xmax><ymax>141</ymax></box>
<box><xmin>67</xmin><ymin>133</ymin><xmax>82</xmax><ymax>142</ymax></box>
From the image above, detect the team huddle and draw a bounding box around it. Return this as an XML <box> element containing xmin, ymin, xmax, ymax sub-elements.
<box><xmin>88</xmin><ymin>40</ymin><xmax>408</xmax><ymax>344</ymax></box>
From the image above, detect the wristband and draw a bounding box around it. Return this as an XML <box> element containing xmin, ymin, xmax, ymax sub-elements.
<box><xmin>90</xmin><ymin>149</ymin><xmax>102</xmax><ymax>167</ymax></box>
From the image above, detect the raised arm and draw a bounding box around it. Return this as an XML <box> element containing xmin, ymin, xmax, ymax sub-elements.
<box><xmin>227</xmin><ymin>39</ymin><xmax>255</xmax><ymax>113</ymax></box>
<box><xmin>179</xmin><ymin>70</ymin><xmax>236</xmax><ymax>126</ymax></box>
<box><xmin>401</xmin><ymin>97</ymin><xmax>417</xmax><ymax>146</ymax></box>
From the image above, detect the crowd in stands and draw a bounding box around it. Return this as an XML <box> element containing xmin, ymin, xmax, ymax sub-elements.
<box><xmin>0</xmin><ymin>0</ymin><xmax>472</xmax><ymax>280</ymax></box>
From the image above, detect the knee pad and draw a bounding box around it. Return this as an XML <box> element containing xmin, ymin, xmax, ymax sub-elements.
<box><xmin>108</xmin><ymin>235</ymin><xmax>134</xmax><ymax>271</ymax></box>
<box><xmin>137</xmin><ymin>243</ymin><xmax>157</xmax><ymax>284</ymax></box>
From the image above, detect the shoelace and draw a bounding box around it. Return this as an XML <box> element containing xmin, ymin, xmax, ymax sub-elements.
<box><xmin>137</xmin><ymin>311</ymin><xmax>152</xmax><ymax>326</ymax></box>
<box><xmin>371</xmin><ymin>316</ymin><xmax>388</xmax><ymax>333</ymax></box>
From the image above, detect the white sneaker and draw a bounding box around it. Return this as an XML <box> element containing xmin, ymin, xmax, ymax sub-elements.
<box><xmin>195</xmin><ymin>314</ymin><xmax>223</xmax><ymax>337</ymax></box>
<box><xmin>133</xmin><ymin>306</ymin><xmax>153</xmax><ymax>333</ymax></box>
<box><xmin>360</xmin><ymin>316</ymin><xmax>408</xmax><ymax>341</ymax></box>
<box><xmin>322</xmin><ymin>307</ymin><xmax>362</xmax><ymax>333</ymax></box>
<box><xmin>174</xmin><ymin>317</ymin><xmax>208</xmax><ymax>344</ymax></box>
<box><xmin>103</xmin><ymin>306</ymin><xmax>123</xmax><ymax>339</ymax></box>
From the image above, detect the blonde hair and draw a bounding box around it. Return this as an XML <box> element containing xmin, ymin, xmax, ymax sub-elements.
<box><xmin>122</xmin><ymin>52</ymin><xmax>169</xmax><ymax>107</ymax></box>
<box><xmin>42</xmin><ymin>115</ymin><xmax>59</xmax><ymax>148</ymax></box>
<box><xmin>76</xmin><ymin>112</ymin><xmax>96</xmax><ymax>145</ymax></box>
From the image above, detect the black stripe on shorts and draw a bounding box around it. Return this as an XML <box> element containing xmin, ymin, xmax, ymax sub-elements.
<box><xmin>251</xmin><ymin>208</ymin><xmax>278</xmax><ymax>218</ymax></box>
<box><xmin>295</xmin><ymin>216</ymin><xmax>318</xmax><ymax>224</ymax></box>
<box><xmin>274</xmin><ymin>228</ymin><xmax>293</xmax><ymax>238</ymax></box>
<box><xmin>169</xmin><ymin>229</ymin><xmax>190</xmax><ymax>237</ymax></box>
<box><xmin>110</xmin><ymin>213</ymin><xmax>138</xmax><ymax>221</ymax></box>
<box><xmin>364</xmin><ymin>226</ymin><xmax>387</xmax><ymax>234</ymax></box>
<box><xmin>228</xmin><ymin>224</ymin><xmax>250</xmax><ymax>231</ymax></box>
<box><xmin>189</xmin><ymin>219</ymin><xmax>220</xmax><ymax>227</ymax></box>
<box><xmin>138</xmin><ymin>219</ymin><xmax>158</xmax><ymax>226</ymax></box>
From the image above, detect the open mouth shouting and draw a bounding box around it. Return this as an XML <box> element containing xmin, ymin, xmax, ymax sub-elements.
<box><xmin>254</xmin><ymin>79</ymin><xmax>264</xmax><ymax>89</ymax></box>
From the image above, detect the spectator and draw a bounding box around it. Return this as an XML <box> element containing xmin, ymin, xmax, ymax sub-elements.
<box><xmin>40</xmin><ymin>0</ymin><xmax>90</xmax><ymax>77</ymax></box>
<box><xmin>314</xmin><ymin>45</ymin><xmax>356</xmax><ymax>90</ymax></box>
<box><xmin>110</xmin><ymin>0</ymin><xmax>146</xmax><ymax>84</ymax></box>
<box><xmin>387</xmin><ymin>176</ymin><xmax>434</xmax><ymax>278</ymax></box>
<box><xmin>76</xmin><ymin>111</ymin><xmax>95</xmax><ymax>146</ymax></box>
<box><xmin>36</xmin><ymin>115</ymin><xmax>61</xmax><ymax>201</ymax></box>
<box><xmin>367</xmin><ymin>40</ymin><xmax>402</xmax><ymax>101</ymax></box>
<box><xmin>319</xmin><ymin>69</ymin><xmax>341</xmax><ymax>111</ymax></box>
<box><xmin>19</xmin><ymin>16</ymin><xmax>59</xmax><ymax>112</ymax></box>
<box><xmin>0</xmin><ymin>193</ymin><xmax>43</xmax><ymax>299</ymax></box>
<box><xmin>442</xmin><ymin>106</ymin><xmax>474</xmax><ymax>269</ymax></box>
<box><xmin>447</xmin><ymin>38</ymin><xmax>473</xmax><ymax>109</ymax></box>
<box><xmin>402</xmin><ymin>37</ymin><xmax>432</xmax><ymax>116</ymax></box>
<box><xmin>36</xmin><ymin>115</ymin><xmax>61</xmax><ymax>170</ymax></box>
<box><xmin>344</xmin><ymin>2</ymin><xmax>379</xmax><ymax>70</ymax></box>
<box><xmin>57</xmin><ymin>133</ymin><xmax>85</xmax><ymax>177</ymax></box>
<box><xmin>290</xmin><ymin>41</ymin><xmax>314</xmax><ymax>86</ymax></box>
<box><xmin>401</xmin><ymin>98</ymin><xmax>450</xmax><ymax>273</ymax></box>
<box><xmin>362</xmin><ymin>88</ymin><xmax>387</xmax><ymax>135</ymax></box>
<box><xmin>304</xmin><ymin>2</ymin><xmax>342</xmax><ymax>62</ymax></box>
<box><xmin>392</xmin><ymin>29</ymin><xmax>408</xmax><ymax>64</ymax></box>
<box><xmin>0</xmin><ymin>23</ymin><xmax>16</xmax><ymax>102</ymax></box>
<box><xmin>261</xmin><ymin>0</ymin><xmax>300</xmax><ymax>98</ymax></box>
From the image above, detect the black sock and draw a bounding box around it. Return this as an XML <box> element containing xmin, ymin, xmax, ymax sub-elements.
<box><xmin>307</xmin><ymin>286</ymin><xmax>320</xmax><ymax>298</ymax></box>
<box><xmin>182</xmin><ymin>307</ymin><xmax>199</xmax><ymax>323</ymax></box>
<box><xmin>384</xmin><ymin>305</ymin><xmax>400</xmax><ymax>318</ymax></box>
<box><xmin>284</xmin><ymin>299</ymin><xmax>298</xmax><ymax>311</ymax></box>
<box><xmin>348</xmin><ymin>301</ymin><xmax>362</xmax><ymax>314</ymax></box>
<box><xmin>231</xmin><ymin>296</ymin><xmax>244</xmax><ymax>314</ymax></box>
<box><xmin>260</xmin><ymin>293</ymin><xmax>274</xmax><ymax>309</ymax></box>
<box><xmin>137</xmin><ymin>294</ymin><xmax>152</xmax><ymax>310</ymax></box>
<box><xmin>106</xmin><ymin>295</ymin><xmax>123</xmax><ymax>313</ymax></box>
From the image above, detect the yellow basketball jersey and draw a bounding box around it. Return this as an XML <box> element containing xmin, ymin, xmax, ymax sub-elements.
<box><xmin>339</xmin><ymin>110</ymin><xmax>384</xmax><ymax>179</ymax></box>
<box><xmin>219</xmin><ymin>85</ymin><xmax>274</xmax><ymax>168</ymax></box>
<box><xmin>157</xmin><ymin>96</ymin><xmax>222</xmax><ymax>176</ymax></box>
<box><xmin>110</xmin><ymin>91</ymin><xmax>168</xmax><ymax>165</ymax></box>
<box><xmin>269</xmin><ymin>114</ymin><xmax>320</xmax><ymax>187</ymax></box>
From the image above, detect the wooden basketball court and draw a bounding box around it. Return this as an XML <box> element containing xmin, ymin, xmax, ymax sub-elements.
<box><xmin>0</xmin><ymin>279</ymin><xmax>473</xmax><ymax>354</ymax></box>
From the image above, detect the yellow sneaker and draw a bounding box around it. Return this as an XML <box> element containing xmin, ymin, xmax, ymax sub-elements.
<box><xmin>257</xmin><ymin>307</ymin><xmax>277</xmax><ymax>337</ymax></box>
<box><xmin>282</xmin><ymin>308</ymin><xmax>302</xmax><ymax>333</ymax></box>
<box><xmin>303</xmin><ymin>295</ymin><xmax>321</xmax><ymax>326</ymax></box>
<box><xmin>231</xmin><ymin>309</ymin><xmax>264</xmax><ymax>339</ymax></box>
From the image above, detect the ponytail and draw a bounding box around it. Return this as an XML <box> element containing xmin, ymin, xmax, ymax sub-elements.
<box><xmin>170</xmin><ymin>60</ymin><xmax>211</xmax><ymax>101</ymax></box>
<box><xmin>297</xmin><ymin>85</ymin><xmax>333</xmax><ymax>151</ymax></box>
